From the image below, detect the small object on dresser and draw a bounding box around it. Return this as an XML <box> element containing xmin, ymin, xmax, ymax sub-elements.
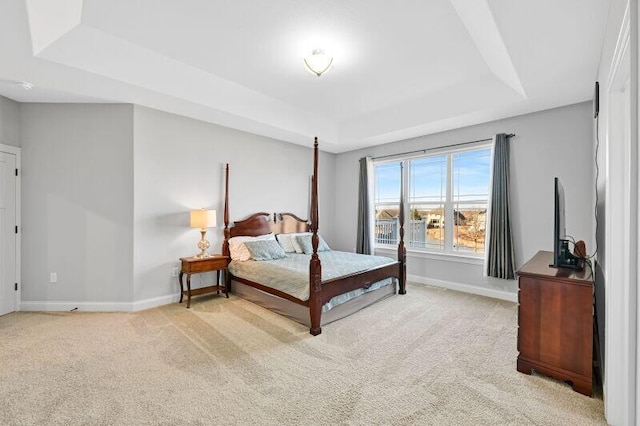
<box><xmin>178</xmin><ymin>254</ymin><xmax>230</xmax><ymax>308</ymax></box>
<box><xmin>573</xmin><ymin>240</ymin><xmax>587</xmax><ymax>258</ymax></box>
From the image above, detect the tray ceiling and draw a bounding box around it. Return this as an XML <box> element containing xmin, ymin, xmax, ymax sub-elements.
<box><xmin>0</xmin><ymin>0</ymin><xmax>609</xmax><ymax>153</ymax></box>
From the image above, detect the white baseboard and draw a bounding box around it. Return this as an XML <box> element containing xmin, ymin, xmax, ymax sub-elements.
<box><xmin>20</xmin><ymin>301</ymin><xmax>134</xmax><ymax>312</ymax></box>
<box><xmin>20</xmin><ymin>278</ymin><xmax>517</xmax><ymax>312</ymax></box>
<box><xmin>407</xmin><ymin>274</ymin><xmax>517</xmax><ymax>302</ymax></box>
<box><xmin>131</xmin><ymin>293</ymin><xmax>181</xmax><ymax>311</ymax></box>
<box><xmin>21</xmin><ymin>293</ymin><xmax>181</xmax><ymax>312</ymax></box>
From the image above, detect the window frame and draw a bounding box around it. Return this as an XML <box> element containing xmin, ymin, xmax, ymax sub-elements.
<box><xmin>373</xmin><ymin>142</ymin><xmax>492</xmax><ymax>259</ymax></box>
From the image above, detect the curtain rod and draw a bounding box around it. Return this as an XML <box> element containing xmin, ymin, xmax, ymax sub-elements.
<box><xmin>372</xmin><ymin>133</ymin><xmax>516</xmax><ymax>161</ymax></box>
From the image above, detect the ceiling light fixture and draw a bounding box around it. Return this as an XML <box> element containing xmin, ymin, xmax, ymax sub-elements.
<box><xmin>14</xmin><ymin>80</ymin><xmax>34</xmax><ymax>91</ymax></box>
<box><xmin>303</xmin><ymin>49</ymin><xmax>333</xmax><ymax>77</ymax></box>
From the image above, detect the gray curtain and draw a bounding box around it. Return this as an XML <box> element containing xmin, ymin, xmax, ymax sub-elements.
<box><xmin>486</xmin><ymin>134</ymin><xmax>516</xmax><ymax>279</ymax></box>
<box><xmin>356</xmin><ymin>157</ymin><xmax>372</xmax><ymax>254</ymax></box>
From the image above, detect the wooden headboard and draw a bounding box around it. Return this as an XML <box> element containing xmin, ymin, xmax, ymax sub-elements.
<box><xmin>227</xmin><ymin>212</ymin><xmax>309</xmax><ymax>238</ymax></box>
<box><xmin>274</xmin><ymin>213</ymin><xmax>310</xmax><ymax>234</ymax></box>
<box><xmin>228</xmin><ymin>212</ymin><xmax>272</xmax><ymax>237</ymax></box>
<box><xmin>222</xmin><ymin>164</ymin><xmax>313</xmax><ymax>256</ymax></box>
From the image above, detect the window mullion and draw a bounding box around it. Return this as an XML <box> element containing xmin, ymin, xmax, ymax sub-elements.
<box><xmin>402</xmin><ymin>160</ymin><xmax>410</xmax><ymax>243</ymax></box>
<box><xmin>445</xmin><ymin>154</ymin><xmax>453</xmax><ymax>252</ymax></box>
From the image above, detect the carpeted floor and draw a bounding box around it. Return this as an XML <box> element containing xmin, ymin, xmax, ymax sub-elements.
<box><xmin>0</xmin><ymin>283</ymin><xmax>605</xmax><ymax>425</ymax></box>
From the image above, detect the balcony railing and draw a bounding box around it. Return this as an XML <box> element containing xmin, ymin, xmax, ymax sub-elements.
<box><xmin>375</xmin><ymin>218</ymin><xmax>427</xmax><ymax>247</ymax></box>
<box><xmin>376</xmin><ymin>218</ymin><xmax>398</xmax><ymax>245</ymax></box>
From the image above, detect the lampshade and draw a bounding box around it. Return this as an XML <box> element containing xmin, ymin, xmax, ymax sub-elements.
<box><xmin>303</xmin><ymin>49</ymin><xmax>333</xmax><ymax>77</ymax></box>
<box><xmin>190</xmin><ymin>209</ymin><xmax>217</xmax><ymax>229</ymax></box>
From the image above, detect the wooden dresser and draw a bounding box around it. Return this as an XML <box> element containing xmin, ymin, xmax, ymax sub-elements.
<box><xmin>516</xmin><ymin>250</ymin><xmax>594</xmax><ymax>396</ymax></box>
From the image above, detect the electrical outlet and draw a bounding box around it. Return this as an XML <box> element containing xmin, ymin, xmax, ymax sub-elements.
<box><xmin>171</xmin><ymin>267</ymin><xmax>179</xmax><ymax>277</ymax></box>
<box><xmin>50</xmin><ymin>272</ymin><xmax>57</xmax><ymax>283</ymax></box>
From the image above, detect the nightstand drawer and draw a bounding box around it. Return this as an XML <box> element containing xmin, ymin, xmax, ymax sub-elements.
<box><xmin>180</xmin><ymin>256</ymin><xmax>229</xmax><ymax>273</ymax></box>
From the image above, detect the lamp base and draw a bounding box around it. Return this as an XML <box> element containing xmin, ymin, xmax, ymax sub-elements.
<box><xmin>195</xmin><ymin>229</ymin><xmax>211</xmax><ymax>259</ymax></box>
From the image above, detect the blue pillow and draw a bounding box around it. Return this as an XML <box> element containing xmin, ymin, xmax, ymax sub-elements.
<box><xmin>244</xmin><ymin>240</ymin><xmax>287</xmax><ymax>261</ymax></box>
<box><xmin>296</xmin><ymin>234</ymin><xmax>331</xmax><ymax>254</ymax></box>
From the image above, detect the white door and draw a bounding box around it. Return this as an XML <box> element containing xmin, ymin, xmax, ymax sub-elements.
<box><xmin>0</xmin><ymin>151</ymin><xmax>16</xmax><ymax>316</ymax></box>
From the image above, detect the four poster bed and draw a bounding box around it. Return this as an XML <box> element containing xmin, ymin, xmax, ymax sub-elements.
<box><xmin>222</xmin><ymin>138</ymin><xmax>406</xmax><ymax>335</ymax></box>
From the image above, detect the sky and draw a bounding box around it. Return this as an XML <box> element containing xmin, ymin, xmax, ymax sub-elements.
<box><xmin>375</xmin><ymin>148</ymin><xmax>491</xmax><ymax>206</ymax></box>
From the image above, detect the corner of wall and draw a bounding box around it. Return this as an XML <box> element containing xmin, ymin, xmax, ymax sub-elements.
<box><xmin>0</xmin><ymin>95</ymin><xmax>21</xmax><ymax>148</ymax></box>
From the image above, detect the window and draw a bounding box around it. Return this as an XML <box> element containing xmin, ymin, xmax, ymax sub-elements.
<box><xmin>409</xmin><ymin>155</ymin><xmax>446</xmax><ymax>250</ymax></box>
<box><xmin>374</xmin><ymin>145</ymin><xmax>491</xmax><ymax>256</ymax></box>
<box><xmin>374</xmin><ymin>162</ymin><xmax>401</xmax><ymax>246</ymax></box>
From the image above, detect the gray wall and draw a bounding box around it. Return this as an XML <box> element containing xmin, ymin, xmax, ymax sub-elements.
<box><xmin>17</xmin><ymin>103</ymin><xmax>336</xmax><ymax>307</ymax></box>
<box><xmin>20</xmin><ymin>104</ymin><xmax>135</xmax><ymax>303</ymax></box>
<box><xmin>16</xmin><ymin>100</ymin><xmax>593</xmax><ymax>305</ymax></box>
<box><xmin>0</xmin><ymin>95</ymin><xmax>20</xmax><ymax>147</ymax></box>
<box><xmin>334</xmin><ymin>102</ymin><xmax>595</xmax><ymax>295</ymax></box>
<box><xmin>132</xmin><ymin>106</ymin><xmax>336</xmax><ymax>302</ymax></box>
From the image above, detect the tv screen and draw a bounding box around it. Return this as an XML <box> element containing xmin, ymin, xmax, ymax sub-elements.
<box><xmin>552</xmin><ymin>177</ymin><xmax>581</xmax><ymax>269</ymax></box>
<box><xmin>554</xmin><ymin>177</ymin><xmax>566</xmax><ymax>262</ymax></box>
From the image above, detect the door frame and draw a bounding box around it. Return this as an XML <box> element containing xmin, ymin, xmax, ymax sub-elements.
<box><xmin>0</xmin><ymin>143</ymin><xmax>21</xmax><ymax>314</ymax></box>
<box><xmin>603</xmin><ymin>1</ymin><xmax>638</xmax><ymax>423</ymax></box>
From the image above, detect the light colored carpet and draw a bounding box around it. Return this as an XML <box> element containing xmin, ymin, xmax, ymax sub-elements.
<box><xmin>0</xmin><ymin>283</ymin><xmax>605</xmax><ymax>425</ymax></box>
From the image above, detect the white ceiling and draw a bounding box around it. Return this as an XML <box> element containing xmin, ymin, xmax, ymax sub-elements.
<box><xmin>0</xmin><ymin>0</ymin><xmax>609</xmax><ymax>153</ymax></box>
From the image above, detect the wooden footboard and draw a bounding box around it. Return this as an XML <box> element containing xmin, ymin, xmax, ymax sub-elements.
<box><xmin>320</xmin><ymin>263</ymin><xmax>401</xmax><ymax>305</ymax></box>
<box><xmin>308</xmin><ymin>261</ymin><xmax>402</xmax><ymax>335</ymax></box>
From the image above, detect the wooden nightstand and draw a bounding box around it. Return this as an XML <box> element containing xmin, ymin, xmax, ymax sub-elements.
<box><xmin>178</xmin><ymin>254</ymin><xmax>230</xmax><ymax>308</ymax></box>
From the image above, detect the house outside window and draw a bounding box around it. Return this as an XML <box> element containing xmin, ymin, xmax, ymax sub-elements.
<box><xmin>374</xmin><ymin>144</ymin><xmax>491</xmax><ymax>256</ymax></box>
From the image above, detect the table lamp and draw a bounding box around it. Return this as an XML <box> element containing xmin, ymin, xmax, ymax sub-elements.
<box><xmin>190</xmin><ymin>209</ymin><xmax>217</xmax><ymax>258</ymax></box>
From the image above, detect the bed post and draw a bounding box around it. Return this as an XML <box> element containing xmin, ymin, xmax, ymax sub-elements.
<box><xmin>309</xmin><ymin>137</ymin><xmax>323</xmax><ymax>336</ymax></box>
<box><xmin>398</xmin><ymin>163</ymin><xmax>407</xmax><ymax>295</ymax></box>
<box><xmin>223</xmin><ymin>163</ymin><xmax>232</xmax><ymax>291</ymax></box>
<box><xmin>222</xmin><ymin>163</ymin><xmax>230</xmax><ymax>256</ymax></box>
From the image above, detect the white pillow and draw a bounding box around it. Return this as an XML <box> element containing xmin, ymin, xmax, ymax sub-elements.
<box><xmin>276</xmin><ymin>233</ymin><xmax>295</xmax><ymax>253</ymax></box>
<box><xmin>277</xmin><ymin>232</ymin><xmax>311</xmax><ymax>254</ymax></box>
<box><xmin>228</xmin><ymin>233</ymin><xmax>275</xmax><ymax>261</ymax></box>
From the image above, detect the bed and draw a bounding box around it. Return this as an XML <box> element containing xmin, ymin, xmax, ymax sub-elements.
<box><xmin>222</xmin><ymin>138</ymin><xmax>406</xmax><ymax>335</ymax></box>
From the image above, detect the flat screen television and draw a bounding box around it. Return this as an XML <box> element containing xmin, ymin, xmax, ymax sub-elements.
<box><xmin>552</xmin><ymin>177</ymin><xmax>582</xmax><ymax>269</ymax></box>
